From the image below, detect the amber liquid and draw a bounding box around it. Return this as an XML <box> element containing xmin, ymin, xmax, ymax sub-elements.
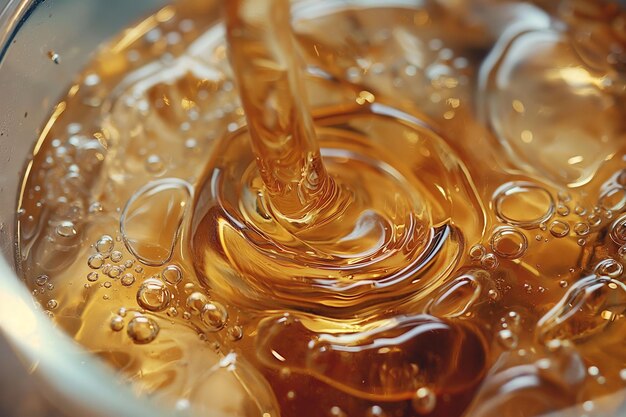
<box><xmin>16</xmin><ymin>1</ymin><xmax>626</xmax><ymax>417</ymax></box>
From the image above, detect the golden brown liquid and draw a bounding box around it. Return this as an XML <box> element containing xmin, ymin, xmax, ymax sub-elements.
<box><xmin>16</xmin><ymin>1</ymin><xmax>626</xmax><ymax>417</ymax></box>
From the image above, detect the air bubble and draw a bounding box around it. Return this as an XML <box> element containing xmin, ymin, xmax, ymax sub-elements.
<box><xmin>35</xmin><ymin>274</ymin><xmax>49</xmax><ymax>286</ymax></box>
<box><xmin>162</xmin><ymin>265</ymin><xmax>183</xmax><ymax>285</ymax></box>
<box><xmin>588</xmin><ymin>214</ymin><xmax>602</xmax><ymax>227</ymax></box>
<box><xmin>46</xmin><ymin>299</ymin><xmax>58</xmax><ymax>310</ymax></box>
<box><xmin>556</xmin><ymin>204</ymin><xmax>570</xmax><ymax>216</ymax></box>
<box><xmin>108</xmin><ymin>266</ymin><xmax>123</xmax><ymax>278</ymax></box>
<box><xmin>469</xmin><ymin>244</ymin><xmax>486</xmax><ymax>261</ymax></box>
<box><xmin>136</xmin><ymin>278</ymin><xmax>170</xmax><ymax>312</ymax></box>
<box><xmin>88</xmin><ymin>254</ymin><xmax>105</xmax><ymax>269</ymax></box>
<box><xmin>110</xmin><ymin>315</ymin><xmax>124</xmax><ymax>331</ymax></box>
<box><xmin>55</xmin><ymin>221</ymin><xmax>77</xmax><ymax>237</ymax></box>
<box><xmin>121</xmin><ymin>273</ymin><xmax>135</xmax><ymax>287</ymax></box>
<box><xmin>227</xmin><ymin>325</ymin><xmax>243</xmax><ymax>341</ymax></box>
<box><xmin>574</xmin><ymin>222</ymin><xmax>590</xmax><ymax>236</ymax></box>
<box><xmin>366</xmin><ymin>406</ymin><xmax>387</xmax><ymax>417</ymax></box>
<box><xmin>490</xmin><ymin>227</ymin><xmax>528</xmax><ymax>259</ymax></box>
<box><xmin>610</xmin><ymin>214</ymin><xmax>626</xmax><ymax>245</ymax></box>
<box><xmin>497</xmin><ymin>329</ymin><xmax>518</xmax><ymax>350</ymax></box>
<box><xmin>186</xmin><ymin>292</ymin><xmax>209</xmax><ymax>314</ymax></box>
<box><xmin>412</xmin><ymin>387</ymin><xmax>436</xmax><ymax>414</ymax></box>
<box><xmin>103</xmin><ymin>281</ymin><xmax>112</xmax><ymax>289</ymax></box>
<box><xmin>127</xmin><ymin>316</ymin><xmax>159</xmax><ymax>344</ymax></box>
<box><xmin>599</xmin><ymin>187</ymin><xmax>626</xmax><ymax>212</ymax></box>
<box><xmin>481</xmin><ymin>253</ymin><xmax>499</xmax><ymax>269</ymax></box>
<box><xmin>201</xmin><ymin>301</ymin><xmax>228</xmax><ymax>331</ymax></box>
<box><xmin>145</xmin><ymin>154</ymin><xmax>165</xmax><ymax>174</ymax></box>
<box><xmin>493</xmin><ymin>182</ymin><xmax>555</xmax><ymax>229</ymax></box>
<box><xmin>95</xmin><ymin>235</ymin><xmax>114</xmax><ymax>254</ymax></box>
<box><xmin>110</xmin><ymin>250</ymin><xmax>123</xmax><ymax>263</ymax></box>
<box><xmin>549</xmin><ymin>220</ymin><xmax>570</xmax><ymax>238</ymax></box>
<box><xmin>87</xmin><ymin>272</ymin><xmax>99</xmax><ymax>282</ymax></box>
<box><xmin>121</xmin><ymin>179</ymin><xmax>191</xmax><ymax>266</ymax></box>
<box><xmin>595</xmin><ymin>259</ymin><xmax>623</xmax><ymax>278</ymax></box>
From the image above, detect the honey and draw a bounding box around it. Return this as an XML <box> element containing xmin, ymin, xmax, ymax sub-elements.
<box><xmin>16</xmin><ymin>1</ymin><xmax>626</xmax><ymax>416</ymax></box>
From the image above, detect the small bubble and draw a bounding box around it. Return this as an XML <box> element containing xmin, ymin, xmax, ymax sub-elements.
<box><xmin>595</xmin><ymin>259</ymin><xmax>623</xmax><ymax>278</ymax></box>
<box><xmin>127</xmin><ymin>316</ymin><xmax>159</xmax><ymax>344</ymax></box>
<box><xmin>121</xmin><ymin>273</ymin><xmax>135</xmax><ymax>287</ymax></box>
<box><xmin>167</xmin><ymin>307</ymin><xmax>178</xmax><ymax>317</ymax></box>
<box><xmin>46</xmin><ymin>299</ymin><xmax>58</xmax><ymax>310</ymax></box>
<box><xmin>103</xmin><ymin>281</ymin><xmax>112</xmax><ymax>289</ymax></box>
<box><xmin>556</xmin><ymin>204</ymin><xmax>570</xmax><ymax>216</ymax></box>
<box><xmin>557</xmin><ymin>191</ymin><xmax>571</xmax><ymax>203</ymax></box>
<box><xmin>136</xmin><ymin>279</ymin><xmax>170</xmax><ymax>312</ymax></box>
<box><xmin>588</xmin><ymin>366</ymin><xmax>600</xmax><ymax>377</ymax></box>
<box><xmin>574</xmin><ymin>222</ymin><xmax>590</xmax><ymax>236</ymax></box>
<box><xmin>588</xmin><ymin>214</ymin><xmax>602</xmax><ymax>227</ymax></box>
<box><xmin>201</xmin><ymin>301</ymin><xmax>228</xmax><ymax>331</ymax></box>
<box><xmin>412</xmin><ymin>387</ymin><xmax>436</xmax><ymax>414</ymax></box>
<box><xmin>366</xmin><ymin>405</ymin><xmax>387</xmax><ymax>417</ymax></box>
<box><xmin>610</xmin><ymin>214</ymin><xmax>626</xmax><ymax>245</ymax></box>
<box><xmin>88</xmin><ymin>254</ymin><xmax>105</xmax><ymax>269</ymax></box>
<box><xmin>488</xmin><ymin>289</ymin><xmax>499</xmax><ymax>300</ymax></box>
<box><xmin>493</xmin><ymin>182</ymin><xmax>555</xmax><ymax>228</ymax></box>
<box><xmin>469</xmin><ymin>244</ymin><xmax>486</xmax><ymax>261</ymax></box>
<box><xmin>145</xmin><ymin>154</ymin><xmax>165</xmax><ymax>174</ymax></box>
<box><xmin>497</xmin><ymin>329</ymin><xmax>518</xmax><ymax>350</ymax></box>
<box><xmin>135</xmin><ymin>266</ymin><xmax>144</xmax><ymax>273</ymax></box>
<box><xmin>55</xmin><ymin>220</ymin><xmax>76</xmax><ymax>237</ymax></box>
<box><xmin>328</xmin><ymin>406</ymin><xmax>347</xmax><ymax>417</ymax></box>
<box><xmin>47</xmin><ymin>50</ymin><xmax>60</xmax><ymax>64</ymax></box>
<box><xmin>35</xmin><ymin>274</ymin><xmax>49</xmax><ymax>286</ymax></box>
<box><xmin>110</xmin><ymin>315</ymin><xmax>124</xmax><ymax>331</ymax></box>
<box><xmin>575</xmin><ymin>205</ymin><xmax>587</xmax><ymax>216</ymax></box>
<box><xmin>110</xmin><ymin>250</ymin><xmax>123</xmax><ymax>263</ymax></box>
<box><xmin>577</xmin><ymin>238</ymin><xmax>586</xmax><ymax>246</ymax></box>
<box><xmin>559</xmin><ymin>280</ymin><xmax>568</xmax><ymax>288</ymax></box>
<box><xmin>108</xmin><ymin>266</ymin><xmax>123</xmax><ymax>278</ymax></box>
<box><xmin>88</xmin><ymin>202</ymin><xmax>103</xmax><ymax>214</ymax></box>
<box><xmin>162</xmin><ymin>265</ymin><xmax>183</xmax><ymax>285</ymax></box>
<box><xmin>619</xmin><ymin>368</ymin><xmax>626</xmax><ymax>381</ymax></box>
<box><xmin>186</xmin><ymin>292</ymin><xmax>208</xmax><ymax>314</ymax></box>
<box><xmin>481</xmin><ymin>253</ymin><xmax>499</xmax><ymax>269</ymax></box>
<box><xmin>124</xmin><ymin>259</ymin><xmax>135</xmax><ymax>268</ymax></box>
<box><xmin>95</xmin><ymin>235</ymin><xmax>114</xmax><ymax>254</ymax></box>
<box><xmin>227</xmin><ymin>325</ymin><xmax>243</xmax><ymax>341</ymax></box>
<box><xmin>490</xmin><ymin>227</ymin><xmax>528</xmax><ymax>259</ymax></box>
<box><xmin>618</xmin><ymin>245</ymin><xmax>626</xmax><ymax>261</ymax></box>
<box><xmin>118</xmin><ymin>307</ymin><xmax>127</xmax><ymax>317</ymax></box>
<box><xmin>549</xmin><ymin>220</ymin><xmax>570</xmax><ymax>238</ymax></box>
<box><xmin>182</xmin><ymin>311</ymin><xmax>191</xmax><ymax>320</ymax></box>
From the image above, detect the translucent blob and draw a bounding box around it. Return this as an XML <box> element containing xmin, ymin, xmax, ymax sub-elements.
<box><xmin>536</xmin><ymin>275</ymin><xmax>626</xmax><ymax>344</ymax></box>
<box><xmin>465</xmin><ymin>345</ymin><xmax>586</xmax><ymax>417</ymax></box>
<box><xmin>427</xmin><ymin>272</ymin><xmax>485</xmax><ymax>318</ymax></box>
<box><xmin>610</xmin><ymin>213</ymin><xmax>626</xmax><ymax>245</ymax></box>
<box><xmin>480</xmin><ymin>29</ymin><xmax>623</xmax><ymax>187</ymax></box>
<box><xmin>256</xmin><ymin>314</ymin><xmax>487</xmax><ymax>401</ymax></box>
<box><xmin>493</xmin><ymin>182</ymin><xmax>555</xmax><ymax>229</ymax></box>
<box><xmin>121</xmin><ymin>179</ymin><xmax>192</xmax><ymax>266</ymax></box>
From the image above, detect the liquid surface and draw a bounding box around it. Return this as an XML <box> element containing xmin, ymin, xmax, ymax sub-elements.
<box><xmin>16</xmin><ymin>1</ymin><xmax>626</xmax><ymax>417</ymax></box>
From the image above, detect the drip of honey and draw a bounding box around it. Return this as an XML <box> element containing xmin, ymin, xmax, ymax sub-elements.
<box><xmin>15</xmin><ymin>1</ymin><xmax>626</xmax><ymax>417</ymax></box>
